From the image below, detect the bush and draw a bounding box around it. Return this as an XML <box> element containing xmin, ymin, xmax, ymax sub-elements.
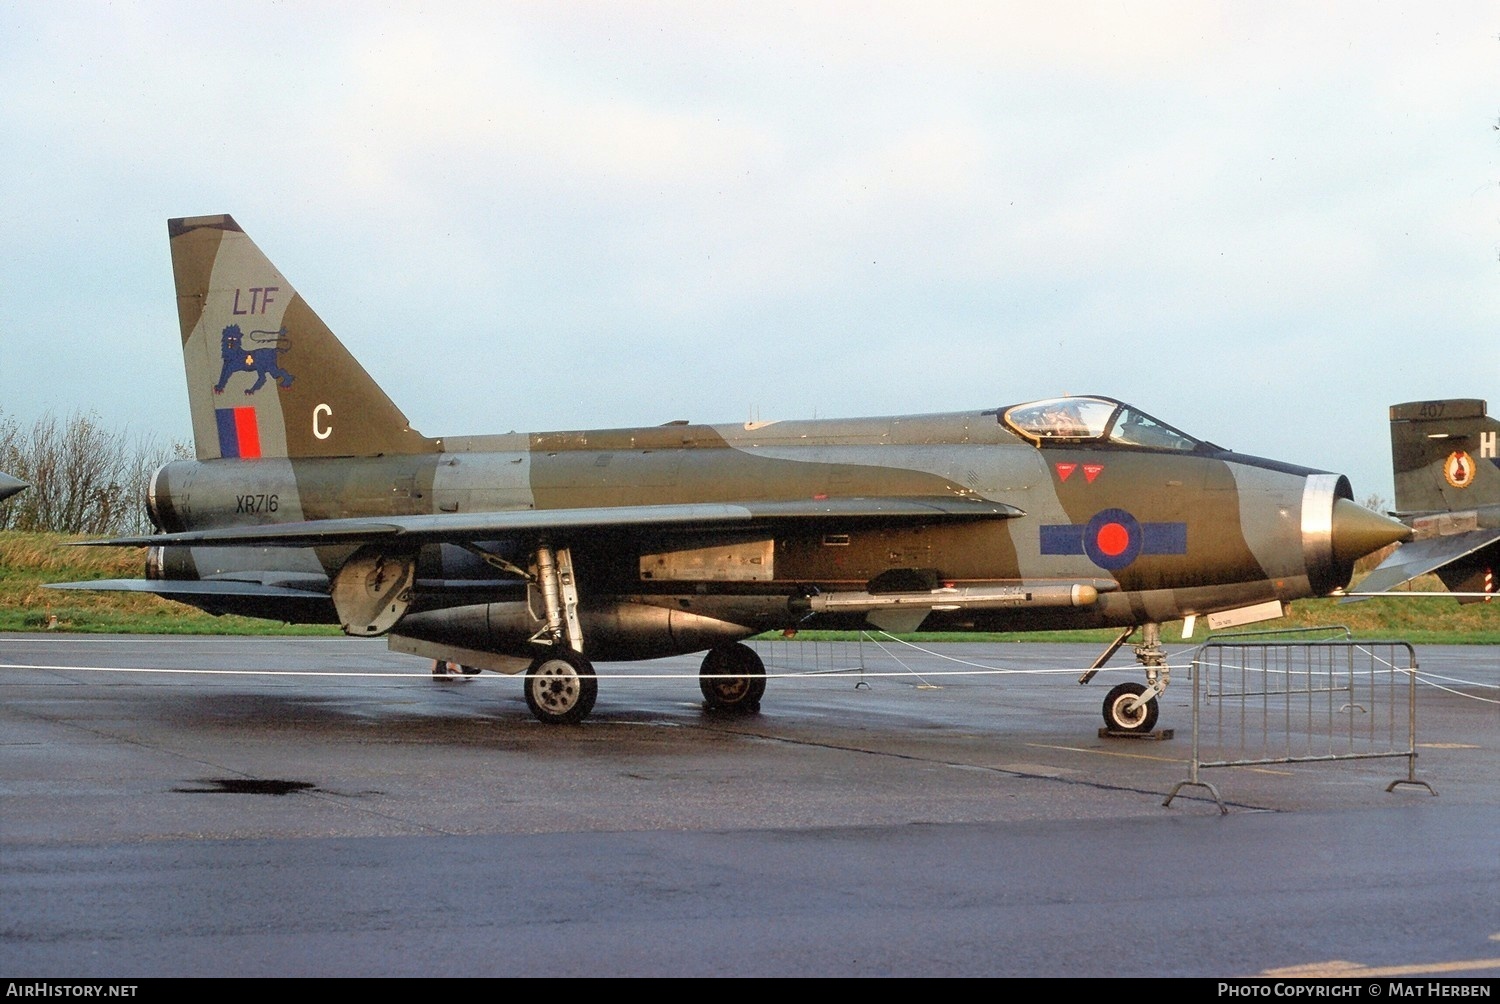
<box><xmin>0</xmin><ymin>408</ymin><xmax>189</xmax><ymax>535</ymax></box>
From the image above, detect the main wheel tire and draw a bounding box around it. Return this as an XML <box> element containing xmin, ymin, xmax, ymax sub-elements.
<box><xmin>1103</xmin><ymin>681</ymin><xmax>1158</xmax><ymax>734</ymax></box>
<box><xmin>699</xmin><ymin>642</ymin><xmax>767</xmax><ymax>713</ymax></box>
<box><xmin>524</xmin><ymin>649</ymin><xmax>598</xmax><ymax>724</ymax></box>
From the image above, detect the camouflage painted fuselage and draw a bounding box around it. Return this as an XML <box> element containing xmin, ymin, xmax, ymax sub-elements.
<box><xmin>144</xmin><ymin>407</ymin><xmax>1359</xmax><ymax>660</ymax></box>
<box><xmin>61</xmin><ymin>215</ymin><xmax>1408</xmax><ymax>684</ymax></box>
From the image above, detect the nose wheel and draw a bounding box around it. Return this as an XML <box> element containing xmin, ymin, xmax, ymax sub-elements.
<box><xmin>1102</xmin><ymin>681</ymin><xmax>1159</xmax><ymax>734</ymax></box>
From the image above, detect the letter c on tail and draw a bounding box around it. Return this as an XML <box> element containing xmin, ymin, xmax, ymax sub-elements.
<box><xmin>314</xmin><ymin>404</ymin><xmax>333</xmax><ymax>440</ymax></box>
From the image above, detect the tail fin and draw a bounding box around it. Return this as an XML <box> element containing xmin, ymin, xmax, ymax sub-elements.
<box><xmin>171</xmin><ymin>215</ymin><xmax>437</xmax><ymax>460</ymax></box>
<box><xmin>1389</xmin><ymin>399</ymin><xmax>1500</xmax><ymax>515</ymax></box>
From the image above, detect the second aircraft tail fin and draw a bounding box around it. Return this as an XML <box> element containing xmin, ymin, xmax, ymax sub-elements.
<box><xmin>1389</xmin><ymin>399</ymin><xmax>1500</xmax><ymax>516</ymax></box>
<box><xmin>170</xmin><ymin>215</ymin><xmax>438</xmax><ymax>461</ymax></box>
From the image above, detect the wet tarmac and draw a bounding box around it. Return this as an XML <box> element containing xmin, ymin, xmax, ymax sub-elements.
<box><xmin>1</xmin><ymin>632</ymin><xmax>1496</xmax><ymax>977</ymax></box>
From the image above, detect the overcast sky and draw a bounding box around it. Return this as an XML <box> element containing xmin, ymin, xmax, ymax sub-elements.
<box><xmin>2</xmin><ymin>2</ymin><xmax>1496</xmax><ymax>504</ymax></box>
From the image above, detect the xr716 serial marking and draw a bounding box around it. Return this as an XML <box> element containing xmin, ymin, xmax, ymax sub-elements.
<box><xmin>235</xmin><ymin>494</ymin><xmax>279</xmax><ymax>514</ymax></box>
<box><xmin>50</xmin><ymin>215</ymin><xmax>1411</xmax><ymax>731</ymax></box>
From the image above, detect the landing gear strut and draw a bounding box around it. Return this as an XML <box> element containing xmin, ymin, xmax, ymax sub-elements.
<box><xmin>1082</xmin><ymin>623</ymin><xmax>1167</xmax><ymax>735</ymax></box>
<box><xmin>469</xmin><ymin>541</ymin><xmax>600</xmax><ymax>724</ymax></box>
<box><xmin>522</xmin><ymin>543</ymin><xmax>598</xmax><ymax>723</ymax></box>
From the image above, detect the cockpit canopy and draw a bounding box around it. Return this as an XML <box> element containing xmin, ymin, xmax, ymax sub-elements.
<box><xmin>1001</xmin><ymin>396</ymin><xmax>1203</xmax><ymax>452</ymax></box>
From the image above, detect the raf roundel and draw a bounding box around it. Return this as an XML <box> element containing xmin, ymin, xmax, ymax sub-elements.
<box><xmin>1083</xmin><ymin>508</ymin><xmax>1143</xmax><ymax>571</ymax></box>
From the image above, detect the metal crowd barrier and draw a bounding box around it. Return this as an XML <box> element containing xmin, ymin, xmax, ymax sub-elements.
<box><xmin>1166</xmin><ymin>630</ymin><xmax>1435</xmax><ymax>813</ymax></box>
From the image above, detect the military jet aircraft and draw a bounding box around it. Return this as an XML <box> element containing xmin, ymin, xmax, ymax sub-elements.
<box><xmin>1345</xmin><ymin>398</ymin><xmax>1500</xmax><ymax>603</ymax></box>
<box><xmin>0</xmin><ymin>473</ymin><xmax>26</xmax><ymax>503</ymax></box>
<box><xmin>51</xmin><ymin>214</ymin><xmax>1410</xmax><ymax>730</ymax></box>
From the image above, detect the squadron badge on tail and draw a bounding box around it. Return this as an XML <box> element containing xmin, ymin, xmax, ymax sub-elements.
<box><xmin>214</xmin><ymin>324</ymin><xmax>293</xmax><ymax>394</ymax></box>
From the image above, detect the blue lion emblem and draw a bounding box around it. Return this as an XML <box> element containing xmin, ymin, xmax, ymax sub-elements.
<box><xmin>214</xmin><ymin>324</ymin><xmax>294</xmax><ymax>395</ymax></box>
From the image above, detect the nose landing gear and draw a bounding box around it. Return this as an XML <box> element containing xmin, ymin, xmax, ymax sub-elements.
<box><xmin>1081</xmin><ymin>623</ymin><xmax>1170</xmax><ymax>738</ymax></box>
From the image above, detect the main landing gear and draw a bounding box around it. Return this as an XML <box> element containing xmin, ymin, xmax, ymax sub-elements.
<box><xmin>1080</xmin><ymin>623</ymin><xmax>1168</xmax><ymax>736</ymax></box>
<box><xmin>451</xmin><ymin>542</ymin><xmax>769</xmax><ymax>725</ymax></box>
<box><xmin>699</xmin><ymin>642</ymin><xmax>766</xmax><ymax>714</ymax></box>
<box><xmin>458</xmin><ymin>539</ymin><xmax>602</xmax><ymax>725</ymax></box>
<box><xmin>523</xmin><ymin>647</ymin><xmax>598</xmax><ymax>725</ymax></box>
<box><xmin>518</xmin><ymin>543</ymin><xmax>600</xmax><ymax>725</ymax></box>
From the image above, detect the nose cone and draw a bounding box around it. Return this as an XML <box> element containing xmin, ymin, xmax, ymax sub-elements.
<box><xmin>1329</xmin><ymin>498</ymin><xmax>1411</xmax><ymax>569</ymax></box>
<box><xmin>0</xmin><ymin>472</ymin><xmax>27</xmax><ymax>503</ymax></box>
